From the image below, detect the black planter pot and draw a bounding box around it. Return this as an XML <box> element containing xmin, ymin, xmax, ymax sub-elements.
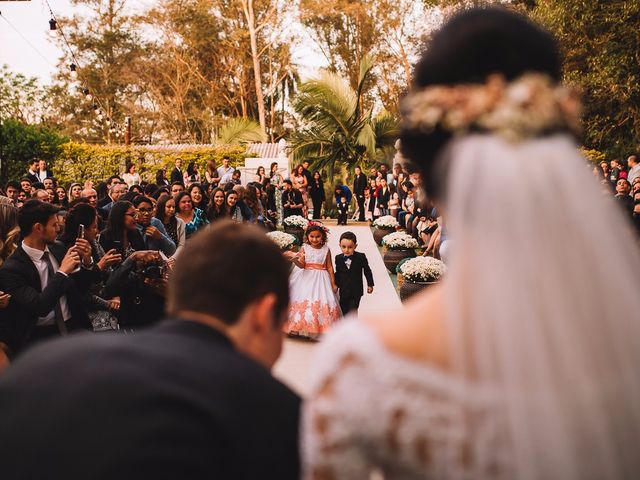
<box><xmin>399</xmin><ymin>280</ymin><xmax>437</xmax><ymax>302</ymax></box>
<box><xmin>383</xmin><ymin>248</ymin><xmax>416</xmax><ymax>273</ymax></box>
<box><xmin>284</xmin><ymin>226</ymin><xmax>304</xmax><ymax>245</ymax></box>
<box><xmin>373</xmin><ymin>227</ymin><xmax>395</xmax><ymax>246</ymax></box>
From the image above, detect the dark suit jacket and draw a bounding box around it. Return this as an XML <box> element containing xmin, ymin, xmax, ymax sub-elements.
<box><xmin>0</xmin><ymin>242</ymin><xmax>91</xmax><ymax>354</ymax></box>
<box><xmin>26</xmin><ymin>172</ymin><xmax>39</xmax><ymax>184</ymax></box>
<box><xmin>376</xmin><ymin>186</ymin><xmax>390</xmax><ymax>209</ymax></box>
<box><xmin>353</xmin><ymin>173</ymin><xmax>367</xmax><ymax>197</ymax></box>
<box><xmin>170</xmin><ymin>167</ymin><xmax>183</xmax><ymax>183</ymax></box>
<box><xmin>0</xmin><ymin>319</ymin><xmax>301</xmax><ymax>480</ymax></box>
<box><xmin>97</xmin><ymin>195</ymin><xmax>114</xmax><ymax>209</ymax></box>
<box><xmin>334</xmin><ymin>251</ymin><xmax>374</xmax><ymax>299</ymax></box>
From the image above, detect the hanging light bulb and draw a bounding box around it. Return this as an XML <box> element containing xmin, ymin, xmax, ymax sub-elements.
<box><xmin>97</xmin><ymin>110</ymin><xmax>104</xmax><ymax>121</ymax></box>
<box><xmin>106</xmin><ymin>118</ymin><xmax>111</xmax><ymax>126</ymax></box>
<box><xmin>69</xmin><ymin>64</ymin><xmax>78</xmax><ymax>80</ymax></box>
<box><xmin>92</xmin><ymin>103</ymin><xmax>99</xmax><ymax>111</ymax></box>
<box><xmin>83</xmin><ymin>88</ymin><xmax>93</xmax><ymax>101</ymax></box>
<box><xmin>49</xmin><ymin>19</ymin><xmax>57</xmax><ymax>31</ymax></box>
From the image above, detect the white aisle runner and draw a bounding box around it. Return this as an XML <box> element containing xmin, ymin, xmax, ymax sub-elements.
<box><xmin>273</xmin><ymin>224</ymin><xmax>400</xmax><ymax>396</ymax></box>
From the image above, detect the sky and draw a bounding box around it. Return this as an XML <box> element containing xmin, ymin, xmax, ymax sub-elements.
<box><xmin>0</xmin><ymin>0</ymin><xmax>328</xmax><ymax>85</ymax></box>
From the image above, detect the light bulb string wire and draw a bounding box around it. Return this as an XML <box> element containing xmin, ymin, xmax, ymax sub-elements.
<box><xmin>0</xmin><ymin>11</ymin><xmax>57</xmax><ymax>69</ymax></box>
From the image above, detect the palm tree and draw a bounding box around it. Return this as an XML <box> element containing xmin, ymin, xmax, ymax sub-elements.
<box><xmin>216</xmin><ymin>118</ymin><xmax>267</xmax><ymax>145</ymax></box>
<box><xmin>289</xmin><ymin>54</ymin><xmax>399</xmax><ymax>181</ymax></box>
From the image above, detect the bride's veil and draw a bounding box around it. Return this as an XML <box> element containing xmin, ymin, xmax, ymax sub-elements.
<box><xmin>442</xmin><ymin>133</ymin><xmax>640</xmax><ymax>479</ymax></box>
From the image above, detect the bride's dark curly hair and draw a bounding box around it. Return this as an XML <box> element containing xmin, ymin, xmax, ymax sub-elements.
<box><xmin>304</xmin><ymin>223</ymin><xmax>328</xmax><ymax>245</ymax></box>
<box><xmin>400</xmin><ymin>7</ymin><xmax>562</xmax><ymax>201</ymax></box>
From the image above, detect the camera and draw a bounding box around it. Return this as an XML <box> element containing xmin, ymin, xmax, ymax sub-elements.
<box><xmin>136</xmin><ymin>260</ymin><xmax>167</xmax><ymax>280</ymax></box>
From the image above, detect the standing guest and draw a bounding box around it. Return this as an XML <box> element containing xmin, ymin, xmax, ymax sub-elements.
<box><xmin>206</xmin><ymin>188</ymin><xmax>227</xmax><ymax>222</ymax></box>
<box><xmin>309</xmin><ymin>171</ymin><xmax>325</xmax><ymax>220</ymax></box>
<box><xmin>0</xmin><ymin>221</ymin><xmax>301</xmax><ymax>480</ymax></box>
<box><xmin>291</xmin><ymin>165</ymin><xmax>309</xmax><ymax>213</ymax></box>
<box><xmin>388</xmin><ymin>184</ymin><xmax>400</xmax><ymax>218</ymax></box>
<box><xmin>353</xmin><ymin>165</ymin><xmax>367</xmax><ymax>221</ymax></box>
<box><xmin>99</xmin><ymin>201</ymin><xmax>146</xmax><ymax>258</ymax></box>
<box><xmin>609</xmin><ymin>158</ymin><xmax>624</xmax><ymax>186</ymax></box>
<box><xmin>26</xmin><ymin>159</ymin><xmax>40</xmax><ymax>184</ymax></box>
<box><xmin>363</xmin><ymin>187</ymin><xmax>373</xmax><ymax>222</ymax></box>
<box><xmin>269</xmin><ymin>162</ymin><xmax>284</xmax><ymax>226</ymax></box>
<box><xmin>301</xmin><ymin>160</ymin><xmax>313</xmax><ymax>187</ymax></box>
<box><xmin>36</xmin><ymin>159</ymin><xmax>53</xmax><ymax>183</ymax></box>
<box><xmin>334</xmin><ymin>231</ymin><xmax>374</xmax><ymax>315</ymax></box>
<box><xmin>614</xmin><ymin>178</ymin><xmax>634</xmax><ymax>215</ymax></box>
<box><xmin>375</xmin><ymin>178</ymin><xmax>391</xmax><ymax>216</ymax></box>
<box><xmin>368</xmin><ymin>166</ymin><xmax>378</xmax><ymax>181</ymax></box>
<box><xmin>378</xmin><ymin>163</ymin><xmax>393</xmax><ymax>185</ymax></box>
<box><xmin>0</xmin><ymin>200</ymin><xmax>91</xmax><ymax>355</ymax></box>
<box><xmin>170</xmin><ymin>158</ymin><xmax>183</xmax><ymax>183</ymax></box>
<box><xmin>170</xmin><ymin>181</ymin><xmax>185</xmax><ymax>197</ymax></box>
<box><xmin>155</xmin><ymin>194</ymin><xmax>186</xmax><ymax>257</ymax></box>
<box><xmin>98</xmin><ymin>176</ymin><xmax>121</xmax><ymax>208</ymax></box>
<box><xmin>155</xmin><ymin>169</ymin><xmax>170</xmax><ymax>187</ymax></box>
<box><xmin>217</xmin><ymin>156</ymin><xmax>234</xmax><ymax>185</ymax></box>
<box><xmin>188</xmin><ymin>183</ymin><xmax>208</xmax><ymax>211</ymax></box>
<box><xmin>254</xmin><ymin>165</ymin><xmax>267</xmax><ymax>184</ymax></box>
<box><xmin>122</xmin><ymin>163</ymin><xmax>141</xmax><ymax>187</ymax></box>
<box><xmin>229</xmin><ymin>170</ymin><xmax>242</xmax><ymax>186</ymax></box>
<box><xmin>282</xmin><ymin>180</ymin><xmax>303</xmax><ymax>218</ymax></box>
<box><xmin>333</xmin><ymin>183</ymin><xmax>352</xmax><ymax>207</ymax></box>
<box><xmin>53</xmin><ymin>186</ymin><xmax>69</xmax><ymax>208</ymax></box>
<box><xmin>4</xmin><ymin>181</ymin><xmax>21</xmax><ymax>206</ymax></box>
<box><xmin>628</xmin><ymin>154</ymin><xmax>640</xmax><ymax>186</ymax></box>
<box><xmin>391</xmin><ymin>163</ymin><xmax>403</xmax><ymax>186</ymax></box>
<box><xmin>133</xmin><ymin>196</ymin><xmax>176</xmax><ymax>257</ymax></box>
<box><xmin>175</xmin><ymin>191</ymin><xmax>209</xmax><ymax>239</ymax></box>
<box><xmin>68</xmin><ymin>183</ymin><xmax>83</xmax><ymax>203</ymax></box>
<box><xmin>183</xmin><ymin>162</ymin><xmax>201</xmax><ymax>187</ymax></box>
<box><xmin>225</xmin><ymin>190</ymin><xmax>244</xmax><ymax>222</ymax></box>
<box><xmin>205</xmin><ymin>158</ymin><xmax>220</xmax><ymax>186</ymax></box>
<box><xmin>264</xmin><ymin>184</ymin><xmax>278</xmax><ymax>225</ymax></box>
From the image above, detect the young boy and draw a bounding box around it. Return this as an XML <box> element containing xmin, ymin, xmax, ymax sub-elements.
<box><xmin>336</xmin><ymin>196</ymin><xmax>349</xmax><ymax>225</ymax></box>
<box><xmin>335</xmin><ymin>231</ymin><xmax>374</xmax><ymax>315</ymax></box>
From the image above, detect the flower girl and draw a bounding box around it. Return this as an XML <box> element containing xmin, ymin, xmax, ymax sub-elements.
<box><xmin>285</xmin><ymin>222</ymin><xmax>342</xmax><ymax>340</ymax></box>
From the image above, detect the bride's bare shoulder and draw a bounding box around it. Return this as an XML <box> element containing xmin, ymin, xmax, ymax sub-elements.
<box><xmin>363</xmin><ymin>285</ymin><xmax>449</xmax><ymax>369</ymax></box>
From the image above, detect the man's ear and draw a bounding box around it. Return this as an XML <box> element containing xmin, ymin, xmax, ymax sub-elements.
<box><xmin>249</xmin><ymin>293</ymin><xmax>278</xmax><ymax>334</ymax></box>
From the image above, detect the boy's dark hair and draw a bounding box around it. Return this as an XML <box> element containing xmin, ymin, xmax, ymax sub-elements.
<box><xmin>283</xmin><ymin>179</ymin><xmax>293</xmax><ymax>186</ymax></box>
<box><xmin>340</xmin><ymin>231</ymin><xmax>357</xmax><ymax>244</ymax></box>
<box><xmin>18</xmin><ymin>200</ymin><xmax>59</xmax><ymax>236</ymax></box>
<box><xmin>5</xmin><ymin>181</ymin><xmax>21</xmax><ymax>191</ymax></box>
<box><xmin>168</xmin><ymin>221</ymin><xmax>290</xmax><ymax>325</ymax></box>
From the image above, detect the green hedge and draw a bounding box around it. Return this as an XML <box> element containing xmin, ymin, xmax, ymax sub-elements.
<box><xmin>52</xmin><ymin>143</ymin><xmax>252</xmax><ymax>186</ymax></box>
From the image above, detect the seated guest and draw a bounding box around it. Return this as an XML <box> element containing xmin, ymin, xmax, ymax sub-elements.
<box><xmin>99</xmin><ymin>201</ymin><xmax>145</xmax><ymax>258</ymax></box>
<box><xmin>225</xmin><ymin>190</ymin><xmax>243</xmax><ymax>222</ymax></box>
<box><xmin>133</xmin><ymin>196</ymin><xmax>176</xmax><ymax>257</ymax></box>
<box><xmin>206</xmin><ymin>187</ymin><xmax>227</xmax><ymax>222</ymax></box>
<box><xmin>175</xmin><ymin>191</ymin><xmax>209</xmax><ymax>239</ymax></box>
<box><xmin>155</xmin><ymin>194</ymin><xmax>185</xmax><ymax>256</ymax></box>
<box><xmin>0</xmin><ymin>200</ymin><xmax>92</xmax><ymax>355</ymax></box>
<box><xmin>188</xmin><ymin>183</ymin><xmax>208</xmax><ymax>211</ymax></box>
<box><xmin>281</xmin><ymin>180</ymin><xmax>303</xmax><ymax>218</ymax></box>
<box><xmin>0</xmin><ymin>221</ymin><xmax>301</xmax><ymax>480</ymax></box>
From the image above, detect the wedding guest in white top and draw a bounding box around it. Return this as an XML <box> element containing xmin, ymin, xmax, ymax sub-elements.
<box><xmin>122</xmin><ymin>163</ymin><xmax>141</xmax><ymax>187</ymax></box>
<box><xmin>303</xmin><ymin>7</ymin><xmax>640</xmax><ymax>480</ymax></box>
<box><xmin>217</xmin><ymin>156</ymin><xmax>234</xmax><ymax>184</ymax></box>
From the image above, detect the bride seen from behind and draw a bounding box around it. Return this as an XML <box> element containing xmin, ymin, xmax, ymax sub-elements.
<box><xmin>303</xmin><ymin>7</ymin><xmax>640</xmax><ymax>480</ymax></box>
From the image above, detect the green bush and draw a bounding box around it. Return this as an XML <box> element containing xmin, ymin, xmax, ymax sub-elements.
<box><xmin>52</xmin><ymin>143</ymin><xmax>252</xmax><ymax>186</ymax></box>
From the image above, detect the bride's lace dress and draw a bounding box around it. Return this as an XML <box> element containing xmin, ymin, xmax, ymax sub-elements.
<box><xmin>302</xmin><ymin>319</ymin><xmax>512</xmax><ymax>480</ymax></box>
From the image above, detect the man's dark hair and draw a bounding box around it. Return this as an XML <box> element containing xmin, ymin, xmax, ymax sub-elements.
<box><xmin>32</xmin><ymin>182</ymin><xmax>45</xmax><ymax>190</ymax></box>
<box><xmin>29</xmin><ymin>159</ymin><xmax>38</xmax><ymax>167</ymax></box>
<box><xmin>170</xmin><ymin>180</ymin><xmax>185</xmax><ymax>189</ymax></box>
<box><xmin>168</xmin><ymin>221</ymin><xmax>290</xmax><ymax>325</ymax></box>
<box><xmin>18</xmin><ymin>200</ymin><xmax>59</xmax><ymax>236</ymax></box>
<box><xmin>106</xmin><ymin>175</ymin><xmax>120</xmax><ymax>186</ymax></box>
<box><xmin>5</xmin><ymin>181</ymin><xmax>21</xmax><ymax>191</ymax></box>
<box><xmin>283</xmin><ymin>179</ymin><xmax>292</xmax><ymax>186</ymax></box>
<box><xmin>20</xmin><ymin>177</ymin><xmax>33</xmax><ymax>184</ymax></box>
<box><xmin>132</xmin><ymin>195</ymin><xmax>153</xmax><ymax>208</ymax></box>
<box><xmin>340</xmin><ymin>231</ymin><xmax>357</xmax><ymax>244</ymax></box>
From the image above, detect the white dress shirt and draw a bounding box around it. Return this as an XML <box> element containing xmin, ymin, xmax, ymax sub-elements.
<box><xmin>21</xmin><ymin>242</ymin><xmax>72</xmax><ymax>326</ymax></box>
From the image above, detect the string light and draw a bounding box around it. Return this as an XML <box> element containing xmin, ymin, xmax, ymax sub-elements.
<box><xmin>49</xmin><ymin>19</ymin><xmax>57</xmax><ymax>30</ymax></box>
<box><xmin>83</xmin><ymin>88</ymin><xmax>93</xmax><ymax>101</ymax></box>
<box><xmin>69</xmin><ymin>64</ymin><xmax>78</xmax><ymax>79</ymax></box>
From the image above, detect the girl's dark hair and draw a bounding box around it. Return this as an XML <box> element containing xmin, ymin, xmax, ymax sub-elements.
<box><xmin>188</xmin><ymin>183</ymin><xmax>208</xmax><ymax>208</ymax></box>
<box><xmin>244</xmin><ymin>184</ymin><xmax>261</xmax><ymax>219</ymax></box>
<box><xmin>155</xmin><ymin>193</ymin><xmax>173</xmax><ymax>223</ymax></box>
<box><xmin>400</xmin><ymin>7</ymin><xmax>561</xmax><ymax>200</ymax></box>
<box><xmin>126</xmin><ymin>163</ymin><xmax>135</xmax><ymax>174</ymax></box>
<box><xmin>270</xmin><ymin>161</ymin><xmax>279</xmax><ymax>174</ymax></box>
<box><xmin>305</xmin><ymin>224</ymin><xmax>328</xmax><ymax>245</ymax></box>
<box><xmin>153</xmin><ymin>187</ymin><xmax>170</xmax><ymax>200</ymax></box>
<box><xmin>186</xmin><ymin>162</ymin><xmax>197</xmax><ymax>176</ymax></box>
<box><xmin>174</xmin><ymin>191</ymin><xmax>192</xmax><ymax>214</ymax></box>
<box><xmin>103</xmin><ymin>201</ymin><xmax>134</xmax><ymax>243</ymax></box>
<box><xmin>61</xmin><ymin>203</ymin><xmax>97</xmax><ymax>245</ymax></box>
<box><xmin>224</xmin><ymin>190</ymin><xmax>238</xmax><ymax>216</ymax></box>
<box><xmin>207</xmin><ymin>188</ymin><xmax>227</xmax><ymax>221</ymax></box>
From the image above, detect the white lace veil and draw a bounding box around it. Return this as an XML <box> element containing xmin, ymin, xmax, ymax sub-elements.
<box><xmin>441</xmin><ymin>133</ymin><xmax>640</xmax><ymax>479</ymax></box>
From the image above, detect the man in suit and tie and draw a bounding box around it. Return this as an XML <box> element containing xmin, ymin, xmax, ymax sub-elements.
<box><xmin>353</xmin><ymin>165</ymin><xmax>368</xmax><ymax>221</ymax></box>
<box><xmin>170</xmin><ymin>157</ymin><xmax>184</xmax><ymax>183</ymax></box>
<box><xmin>26</xmin><ymin>159</ymin><xmax>40</xmax><ymax>184</ymax></box>
<box><xmin>0</xmin><ymin>200</ymin><xmax>93</xmax><ymax>356</ymax></box>
<box><xmin>334</xmin><ymin>231</ymin><xmax>374</xmax><ymax>315</ymax></box>
<box><xmin>36</xmin><ymin>159</ymin><xmax>54</xmax><ymax>183</ymax></box>
<box><xmin>0</xmin><ymin>221</ymin><xmax>301</xmax><ymax>480</ymax></box>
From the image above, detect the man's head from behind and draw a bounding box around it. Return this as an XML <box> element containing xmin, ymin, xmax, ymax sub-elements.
<box><xmin>167</xmin><ymin>221</ymin><xmax>290</xmax><ymax>368</ymax></box>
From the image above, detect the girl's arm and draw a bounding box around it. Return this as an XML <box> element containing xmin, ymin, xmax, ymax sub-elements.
<box><xmin>326</xmin><ymin>249</ymin><xmax>337</xmax><ymax>292</ymax></box>
<box><xmin>291</xmin><ymin>247</ymin><xmax>306</xmax><ymax>269</ymax></box>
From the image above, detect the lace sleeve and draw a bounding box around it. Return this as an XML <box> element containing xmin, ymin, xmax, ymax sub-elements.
<box><xmin>302</xmin><ymin>323</ymin><xmax>377</xmax><ymax>480</ymax></box>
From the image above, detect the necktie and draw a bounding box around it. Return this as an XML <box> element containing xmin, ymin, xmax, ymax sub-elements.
<box><xmin>41</xmin><ymin>252</ymin><xmax>68</xmax><ymax>335</ymax></box>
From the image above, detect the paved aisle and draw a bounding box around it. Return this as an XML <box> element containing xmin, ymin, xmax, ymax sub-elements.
<box><xmin>273</xmin><ymin>223</ymin><xmax>400</xmax><ymax>396</ymax></box>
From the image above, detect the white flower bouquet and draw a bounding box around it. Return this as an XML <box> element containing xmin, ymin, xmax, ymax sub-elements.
<box><xmin>382</xmin><ymin>232</ymin><xmax>420</xmax><ymax>250</ymax></box>
<box><xmin>283</xmin><ymin>215</ymin><xmax>309</xmax><ymax>229</ymax></box>
<box><xmin>399</xmin><ymin>256</ymin><xmax>446</xmax><ymax>283</ymax></box>
<box><xmin>372</xmin><ymin>215</ymin><xmax>399</xmax><ymax>229</ymax></box>
<box><xmin>266</xmin><ymin>231</ymin><xmax>297</xmax><ymax>250</ymax></box>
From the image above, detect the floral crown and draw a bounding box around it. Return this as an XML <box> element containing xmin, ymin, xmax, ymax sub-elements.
<box><xmin>305</xmin><ymin>221</ymin><xmax>329</xmax><ymax>234</ymax></box>
<box><xmin>401</xmin><ymin>73</ymin><xmax>582</xmax><ymax>142</ymax></box>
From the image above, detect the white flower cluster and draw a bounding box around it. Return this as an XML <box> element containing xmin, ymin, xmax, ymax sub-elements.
<box><xmin>372</xmin><ymin>215</ymin><xmax>399</xmax><ymax>229</ymax></box>
<box><xmin>266</xmin><ymin>231</ymin><xmax>297</xmax><ymax>250</ymax></box>
<box><xmin>283</xmin><ymin>215</ymin><xmax>309</xmax><ymax>229</ymax></box>
<box><xmin>382</xmin><ymin>231</ymin><xmax>419</xmax><ymax>250</ymax></box>
<box><xmin>400</xmin><ymin>256</ymin><xmax>446</xmax><ymax>283</ymax></box>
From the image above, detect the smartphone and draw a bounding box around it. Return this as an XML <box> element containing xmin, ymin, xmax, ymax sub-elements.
<box><xmin>113</xmin><ymin>240</ymin><xmax>122</xmax><ymax>252</ymax></box>
<box><xmin>77</xmin><ymin>224</ymin><xmax>85</xmax><ymax>239</ymax></box>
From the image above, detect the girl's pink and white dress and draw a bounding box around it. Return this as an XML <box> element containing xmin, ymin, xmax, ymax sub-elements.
<box><xmin>285</xmin><ymin>243</ymin><xmax>342</xmax><ymax>339</ymax></box>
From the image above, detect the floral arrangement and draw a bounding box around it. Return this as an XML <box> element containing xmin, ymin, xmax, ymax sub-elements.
<box><xmin>266</xmin><ymin>231</ymin><xmax>297</xmax><ymax>250</ymax></box>
<box><xmin>306</xmin><ymin>220</ymin><xmax>329</xmax><ymax>234</ymax></box>
<box><xmin>399</xmin><ymin>256</ymin><xmax>447</xmax><ymax>283</ymax></box>
<box><xmin>402</xmin><ymin>73</ymin><xmax>582</xmax><ymax>142</ymax></box>
<box><xmin>372</xmin><ymin>215</ymin><xmax>399</xmax><ymax>229</ymax></box>
<box><xmin>382</xmin><ymin>231</ymin><xmax>419</xmax><ymax>250</ymax></box>
<box><xmin>283</xmin><ymin>215</ymin><xmax>309</xmax><ymax>229</ymax></box>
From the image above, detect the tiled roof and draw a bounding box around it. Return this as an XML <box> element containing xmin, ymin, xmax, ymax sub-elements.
<box><xmin>246</xmin><ymin>143</ymin><xmax>281</xmax><ymax>158</ymax></box>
